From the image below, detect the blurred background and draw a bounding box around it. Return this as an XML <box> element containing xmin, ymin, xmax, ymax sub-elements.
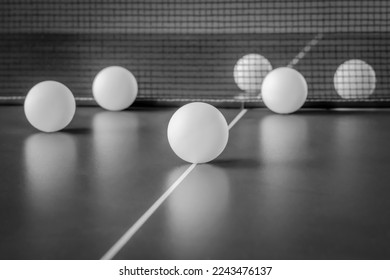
<box><xmin>1</xmin><ymin>0</ymin><xmax>389</xmax><ymax>107</ymax></box>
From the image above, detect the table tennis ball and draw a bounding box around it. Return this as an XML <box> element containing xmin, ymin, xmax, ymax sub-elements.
<box><xmin>234</xmin><ymin>53</ymin><xmax>272</xmax><ymax>93</ymax></box>
<box><xmin>24</xmin><ymin>81</ymin><xmax>76</xmax><ymax>132</ymax></box>
<box><xmin>333</xmin><ymin>59</ymin><xmax>376</xmax><ymax>99</ymax></box>
<box><xmin>261</xmin><ymin>67</ymin><xmax>308</xmax><ymax>114</ymax></box>
<box><xmin>167</xmin><ymin>102</ymin><xmax>229</xmax><ymax>164</ymax></box>
<box><xmin>92</xmin><ymin>66</ymin><xmax>138</xmax><ymax>111</ymax></box>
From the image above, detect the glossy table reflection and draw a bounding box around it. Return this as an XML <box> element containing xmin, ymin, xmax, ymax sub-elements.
<box><xmin>0</xmin><ymin>106</ymin><xmax>390</xmax><ymax>259</ymax></box>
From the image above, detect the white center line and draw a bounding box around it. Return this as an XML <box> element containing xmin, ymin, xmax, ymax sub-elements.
<box><xmin>228</xmin><ymin>108</ymin><xmax>248</xmax><ymax>130</ymax></box>
<box><xmin>287</xmin><ymin>33</ymin><xmax>323</xmax><ymax>68</ymax></box>
<box><xmin>101</xmin><ymin>163</ymin><xmax>197</xmax><ymax>260</ymax></box>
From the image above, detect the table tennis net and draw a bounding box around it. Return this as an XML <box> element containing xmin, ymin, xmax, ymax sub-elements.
<box><xmin>1</xmin><ymin>1</ymin><xmax>390</xmax><ymax>107</ymax></box>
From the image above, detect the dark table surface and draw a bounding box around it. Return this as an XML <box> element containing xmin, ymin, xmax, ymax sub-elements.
<box><xmin>1</xmin><ymin>105</ymin><xmax>390</xmax><ymax>260</ymax></box>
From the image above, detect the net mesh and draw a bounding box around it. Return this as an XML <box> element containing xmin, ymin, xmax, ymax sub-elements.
<box><xmin>0</xmin><ymin>1</ymin><xmax>389</xmax><ymax>107</ymax></box>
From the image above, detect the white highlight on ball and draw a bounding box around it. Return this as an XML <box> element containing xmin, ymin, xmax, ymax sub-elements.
<box><xmin>24</xmin><ymin>81</ymin><xmax>76</xmax><ymax>132</ymax></box>
<box><xmin>234</xmin><ymin>54</ymin><xmax>272</xmax><ymax>93</ymax></box>
<box><xmin>261</xmin><ymin>67</ymin><xmax>308</xmax><ymax>114</ymax></box>
<box><xmin>333</xmin><ymin>59</ymin><xmax>376</xmax><ymax>99</ymax></box>
<box><xmin>92</xmin><ymin>66</ymin><xmax>138</xmax><ymax>111</ymax></box>
<box><xmin>167</xmin><ymin>102</ymin><xmax>229</xmax><ymax>164</ymax></box>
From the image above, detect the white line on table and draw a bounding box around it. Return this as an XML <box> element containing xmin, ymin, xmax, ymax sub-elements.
<box><xmin>101</xmin><ymin>163</ymin><xmax>197</xmax><ymax>260</ymax></box>
<box><xmin>228</xmin><ymin>108</ymin><xmax>248</xmax><ymax>130</ymax></box>
<box><xmin>287</xmin><ymin>33</ymin><xmax>323</xmax><ymax>68</ymax></box>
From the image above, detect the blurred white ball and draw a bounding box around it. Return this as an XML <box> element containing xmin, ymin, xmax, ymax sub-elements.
<box><xmin>234</xmin><ymin>54</ymin><xmax>272</xmax><ymax>93</ymax></box>
<box><xmin>334</xmin><ymin>59</ymin><xmax>376</xmax><ymax>99</ymax></box>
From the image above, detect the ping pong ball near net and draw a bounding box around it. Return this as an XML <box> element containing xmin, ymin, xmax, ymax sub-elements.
<box><xmin>167</xmin><ymin>102</ymin><xmax>229</xmax><ymax>164</ymax></box>
<box><xmin>92</xmin><ymin>66</ymin><xmax>138</xmax><ymax>111</ymax></box>
<box><xmin>24</xmin><ymin>81</ymin><xmax>76</xmax><ymax>132</ymax></box>
<box><xmin>234</xmin><ymin>53</ymin><xmax>272</xmax><ymax>93</ymax></box>
<box><xmin>261</xmin><ymin>67</ymin><xmax>308</xmax><ymax>114</ymax></box>
<box><xmin>333</xmin><ymin>59</ymin><xmax>376</xmax><ymax>99</ymax></box>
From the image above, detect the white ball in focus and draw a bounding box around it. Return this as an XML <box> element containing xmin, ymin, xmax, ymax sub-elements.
<box><xmin>92</xmin><ymin>66</ymin><xmax>138</xmax><ymax>111</ymax></box>
<box><xmin>167</xmin><ymin>102</ymin><xmax>229</xmax><ymax>164</ymax></box>
<box><xmin>24</xmin><ymin>81</ymin><xmax>76</xmax><ymax>132</ymax></box>
<box><xmin>234</xmin><ymin>54</ymin><xmax>272</xmax><ymax>93</ymax></box>
<box><xmin>333</xmin><ymin>59</ymin><xmax>376</xmax><ymax>99</ymax></box>
<box><xmin>261</xmin><ymin>67</ymin><xmax>308</xmax><ymax>114</ymax></box>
